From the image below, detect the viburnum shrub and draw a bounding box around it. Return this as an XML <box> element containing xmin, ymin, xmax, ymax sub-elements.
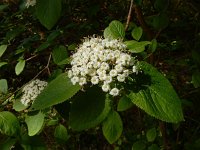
<box><xmin>67</xmin><ymin>37</ymin><xmax>140</xmax><ymax>96</ymax></box>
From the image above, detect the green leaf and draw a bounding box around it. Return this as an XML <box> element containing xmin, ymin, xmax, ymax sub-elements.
<box><xmin>125</xmin><ymin>41</ymin><xmax>151</xmax><ymax>53</ymax></box>
<box><xmin>117</xmin><ymin>95</ymin><xmax>133</xmax><ymax>111</ymax></box>
<box><xmin>132</xmin><ymin>141</ymin><xmax>146</xmax><ymax>150</ymax></box>
<box><xmin>102</xmin><ymin>110</ymin><xmax>123</xmax><ymax>144</ymax></box>
<box><xmin>15</xmin><ymin>59</ymin><xmax>25</xmax><ymax>75</ymax></box>
<box><xmin>154</xmin><ymin>0</ymin><xmax>168</xmax><ymax>12</ymax></box>
<box><xmin>0</xmin><ymin>79</ymin><xmax>8</xmax><ymax>94</ymax></box>
<box><xmin>104</xmin><ymin>27</ymin><xmax>113</xmax><ymax>39</ymax></box>
<box><xmin>149</xmin><ymin>39</ymin><xmax>157</xmax><ymax>53</ymax></box>
<box><xmin>52</xmin><ymin>45</ymin><xmax>68</xmax><ymax>65</ymax></box>
<box><xmin>0</xmin><ymin>62</ymin><xmax>7</xmax><ymax>68</ymax></box>
<box><xmin>25</xmin><ymin>111</ymin><xmax>45</xmax><ymax>136</ymax></box>
<box><xmin>107</xmin><ymin>20</ymin><xmax>125</xmax><ymax>39</ymax></box>
<box><xmin>0</xmin><ymin>45</ymin><xmax>7</xmax><ymax>58</ymax></box>
<box><xmin>0</xmin><ymin>111</ymin><xmax>20</xmax><ymax>136</ymax></box>
<box><xmin>128</xmin><ymin>62</ymin><xmax>184</xmax><ymax>123</ymax></box>
<box><xmin>146</xmin><ymin>128</ymin><xmax>157</xmax><ymax>142</ymax></box>
<box><xmin>69</xmin><ymin>86</ymin><xmax>111</xmax><ymax>131</ymax></box>
<box><xmin>54</xmin><ymin>124</ymin><xmax>69</xmax><ymax>142</ymax></box>
<box><xmin>36</xmin><ymin>0</ymin><xmax>62</xmax><ymax>30</ymax></box>
<box><xmin>13</xmin><ymin>99</ymin><xmax>28</xmax><ymax>111</ymax></box>
<box><xmin>31</xmin><ymin>73</ymin><xmax>80</xmax><ymax>110</ymax></box>
<box><xmin>132</xmin><ymin>27</ymin><xmax>143</xmax><ymax>41</ymax></box>
<box><xmin>192</xmin><ymin>70</ymin><xmax>200</xmax><ymax>88</ymax></box>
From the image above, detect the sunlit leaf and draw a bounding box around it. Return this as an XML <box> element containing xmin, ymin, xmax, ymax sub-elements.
<box><xmin>15</xmin><ymin>59</ymin><xmax>25</xmax><ymax>75</ymax></box>
<box><xmin>25</xmin><ymin>111</ymin><xmax>45</xmax><ymax>136</ymax></box>
<box><xmin>31</xmin><ymin>73</ymin><xmax>80</xmax><ymax>110</ymax></box>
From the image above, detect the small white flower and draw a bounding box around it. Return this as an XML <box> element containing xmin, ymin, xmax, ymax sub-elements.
<box><xmin>104</xmin><ymin>75</ymin><xmax>112</xmax><ymax>84</ymax></box>
<box><xmin>117</xmin><ymin>74</ymin><xmax>125</xmax><ymax>82</ymax></box>
<box><xmin>91</xmin><ymin>76</ymin><xmax>99</xmax><ymax>84</ymax></box>
<box><xmin>123</xmin><ymin>69</ymin><xmax>129</xmax><ymax>77</ymax></box>
<box><xmin>132</xmin><ymin>66</ymin><xmax>138</xmax><ymax>74</ymax></box>
<box><xmin>109</xmin><ymin>69</ymin><xmax>118</xmax><ymax>77</ymax></box>
<box><xmin>102</xmin><ymin>83</ymin><xmax>110</xmax><ymax>92</ymax></box>
<box><xmin>71</xmin><ymin>76</ymin><xmax>79</xmax><ymax>85</ymax></box>
<box><xmin>109</xmin><ymin>88</ymin><xmax>119</xmax><ymax>96</ymax></box>
<box><xmin>115</xmin><ymin>64</ymin><xmax>123</xmax><ymax>73</ymax></box>
<box><xmin>68</xmin><ymin>70</ymin><xmax>73</xmax><ymax>78</ymax></box>
<box><xmin>79</xmin><ymin>77</ymin><xmax>87</xmax><ymax>86</ymax></box>
<box><xmin>100</xmin><ymin>62</ymin><xmax>109</xmax><ymax>70</ymax></box>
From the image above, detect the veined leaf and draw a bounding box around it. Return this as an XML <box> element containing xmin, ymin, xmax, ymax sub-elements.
<box><xmin>25</xmin><ymin>111</ymin><xmax>45</xmax><ymax>136</ymax></box>
<box><xmin>129</xmin><ymin>62</ymin><xmax>184</xmax><ymax>123</ymax></box>
<box><xmin>105</xmin><ymin>20</ymin><xmax>125</xmax><ymax>39</ymax></box>
<box><xmin>104</xmin><ymin>27</ymin><xmax>113</xmax><ymax>39</ymax></box>
<box><xmin>0</xmin><ymin>111</ymin><xmax>20</xmax><ymax>136</ymax></box>
<box><xmin>125</xmin><ymin>41</ymin><xmax>151</xmax><ymax>53</ymax></box>
<box><xmin>69</xmin><ymin>86</ymin><xmax>111</xmax><ymax>131</ymax></box>
<box><xmin>102</xmin><ymin>110</ymin><xmax>123</xmax><ymax>144</ymax></box>
<box><xmin>31</xmin><ymin>73</ymin><xmax>80</xmax><ymax>110</ymax></box>
<box><xmin>36</xmin><ymin>0</ymin><xmax>62</xmax><ymax>30</ymax></box>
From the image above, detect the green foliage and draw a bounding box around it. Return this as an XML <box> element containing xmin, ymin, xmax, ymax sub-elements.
<box><xmin>31</xmin><ymin>73</ymin><xmax>80</xmax><ymax>110</ymax></box>
<box><xmin>117</xmin><ymin>95</ymin><xmax>133</xmax><ymax>111</ymax></box>
<box><xmin>36</xmin><ymin>0</ymin><xmax>62</xmax><ymax>30</ymax></box>
<box><xmin>0</xmin><ymin>79</ymin><xmax>8</xmax><ymax>94</ymax></box>
<box><xmin>69</xmin><ymin>87</ymin><xmax>111</xmax><ymax>131</ymax></box>
<box><xmin>129</xmin><ymin>62</ymin><xmax>184</xmax><ymax>123</ymax></box>
<box><xmin>146</xmin><ymin>128</ymin><xmax>157</xmax><ymax>142</ymax></box>
<box><xmin>125</xmin><ymin>40</ymin><xmax>151</xmax><ymax>53</ymax></box>
<box><xmin>132</xmin><ymin>27</ymin><xmax>143</xmax><ymax>41</ymax></box>
<box><xmin>102</xmin><ymin>110</ymin><xmax>123</xmax><ymax>144</ymax></box>
<box><xmin>54</xmin><ymin>124</ymin><xmax>69</xmax><ymax>143</ymax></box>
<box><xmin>0</xmin><ymin>111</ymin><xmax>20</xmax><ymax>136</ymax></box>
<box><xmin>0</xmin><ymin>45</ymin><xmax>7</xmax><ymax>58</ymax></box>
<box><xmin>25</xmin><ymin>111</ymin><xmax>45</xmax><ymax>136</ymax></box>
<box><xmin>104</xmin><ymin>20</ymin><xmax>125</xmax><ymax>39</ymax></box>
<box><xmin>15</xmin><ymin>59</ymin><xmax>25</xmax><ymax>75</ymax></box>
<box><xmin>13</xmin><ymin>99</ymin><xmax>28</xmax><ymax>111</ymax></box>
<box><xmin>52</xmin><ymin>45</ymin><xmax>69</xmax><ymax>65</ymax></box>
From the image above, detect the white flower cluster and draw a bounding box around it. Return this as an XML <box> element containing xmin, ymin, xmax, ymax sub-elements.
<box><xmin>25</xmin><ymin>0</ymin><xmax>36</xmax><ymax>8</ymax></box>
<box><xmin>67</xmin><ymin>37</ymin><xmax>139</xmax><ymax>96</ymax></box>
<box><xmin>21</xmin><ymin>79</ymin><xmax>47</xmax><ymax>106</ymax></box>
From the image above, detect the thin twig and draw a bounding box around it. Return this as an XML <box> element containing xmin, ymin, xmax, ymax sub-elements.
<box><xmin>125</xmin><ymin>0</ymin><xmax>134</xmax><ymax>31</ymax></box>
<box><xmin>25</xmin><ymin>54</ymin><xmax>38</xmax><ymax>62</ymax></box>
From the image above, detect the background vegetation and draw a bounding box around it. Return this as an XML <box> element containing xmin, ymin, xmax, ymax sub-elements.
<box><xmin>0</xmin><ymin>0</ymin><xmax>200</xmax><ymax>149</ymax></box>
